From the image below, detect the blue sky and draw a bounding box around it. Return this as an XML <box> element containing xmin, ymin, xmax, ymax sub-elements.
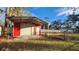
<box><xmin>0</xmin><ymin>7</ymin><xmax>5</xmax><ymax>25</ymax></box>
<box><xmin>28</xmin><ymin>7</ymin><xmax>67</xmax><ymax>23</ymax></box>
<box><xmin>0</xmin><ymin>7</ymin><xmax>68</xmax><ymax>24</ymax></box>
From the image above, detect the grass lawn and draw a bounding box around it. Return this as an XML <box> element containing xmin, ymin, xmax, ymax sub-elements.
<box><xmin>67</xmin><ymin>34</ymin><xmax>79</xmax><ymax>38</ymax></box>
<box><xmin>0</xmin><ymin>33</ymin><xmax>79</xmax><ymax>51</ymax></box>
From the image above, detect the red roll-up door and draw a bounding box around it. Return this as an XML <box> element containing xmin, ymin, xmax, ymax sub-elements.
<box><xmin>13</xmin><ymin>22</ymin><xmax>20</xmax><ymax>37</ymax></box>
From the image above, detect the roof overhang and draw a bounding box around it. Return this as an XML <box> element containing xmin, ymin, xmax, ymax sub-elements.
<box><xmin>6</xmin><ymin>16</ymin><xmax>48</xmax><ymax>26</ymax></box>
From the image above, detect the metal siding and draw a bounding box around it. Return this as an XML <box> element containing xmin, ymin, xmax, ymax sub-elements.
<box><xmin>20</xmin><ymin>23</ymin><xmax>34</xmax><ymax>36</ymax></box>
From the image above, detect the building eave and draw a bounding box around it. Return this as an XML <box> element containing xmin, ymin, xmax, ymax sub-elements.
<box><xmin>6</xmin><ymin>16</ymin><xmax>48</xmax><ymax>26</ymax></box>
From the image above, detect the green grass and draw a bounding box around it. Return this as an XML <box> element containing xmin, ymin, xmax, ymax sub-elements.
<box><xmin>48</xmin><ymin>33</ymin><xmax>79</xmax><ymax>39</ymax></box>
<box><xmin>0</xmin><ymin>33</ymin><xmax>79</xmax><ymax>51</ymax></box>
<box><xmin>0</xmin><ymin>38</ymin><xmax>79</xmax><ymax>51</ymax></box>
<box><xmin>67</xmin><ymin>34</ymin><xmax>79</xmax><ymax>38</ymax></box>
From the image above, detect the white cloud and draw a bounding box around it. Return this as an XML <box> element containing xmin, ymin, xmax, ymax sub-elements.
<box><xmin>57</xmin><ymin>10</ymin><xmax>73</xmax><ymax>16</ymax></box>
<box><xmin>57</xmin><ymin>7</ymin><xmax>79</xmax><ymax>17</ymax></box>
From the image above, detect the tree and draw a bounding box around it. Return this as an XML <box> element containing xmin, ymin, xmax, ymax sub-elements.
<box><xmin>7</xmin><ymin>7</ymin><xmax>21</xmax><ymax>16</ymax></box>
<box><xmin>44</xmin><ymin>17</ymin><xmax>50</xmax><ymax>29</ymax></box>
<box><xmin>50</xmin><ymin>19</ymin><xmax>62</xmax><ymax>30</ymax></box>
<box><xmin>0</xmin><ymin>9</ymin><xmax>4</xmax><ymax>14</ymax></box>
<box><xmin>64</xmin><ymin>8</ymin><xmax>79</xmax><ymax>40</ymax></box>
<box><xmin>57</xmin><ymin>7</ymin><xmax>79</xmax><ymax>40</ymax></box>
<box><xmin>75</xmin><ymin>25</ymin><xmax>79</xmax><ymax>33</ymax></box>
<box><xmin>6</xmin><ymin>7</ymin><xmax>31</xmax><ymax>16</ymax></box>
